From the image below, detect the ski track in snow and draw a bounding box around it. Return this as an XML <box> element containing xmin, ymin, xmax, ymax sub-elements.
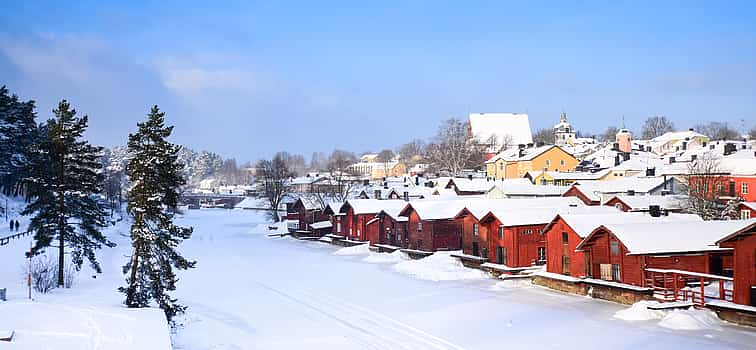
<box><xmin>255</xmin><ymin>281</ymin><xmax>467</xmax><ymax>350</ymax></box>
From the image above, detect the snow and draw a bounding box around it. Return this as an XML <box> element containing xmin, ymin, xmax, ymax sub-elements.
<box><xmin>586</xmin><ymin>219</ymin><xmax>756</xmax><ymax>255</ymax></box>
<box><xmin>333</xmin><ymin>243</ymin><xmax>371</xmax><ymax>256</ymax></box>
<box><xmin>613</xmin><ymin>301</ymin><xmax>666</xmax><ymax>321</ymax></box>
<box><xmin>362</xmin><ymin>250</ymin><xmax>409</xmax><ymax>264</ymax></box>
<box><xmin>2</xmin><ymin>206</ymin><xmax>755</xmax><ymax>349</ymax></box>
<box><xmin>392</xmin><ymin>251</ymin><xmax>489</xmax><ymax>281</ymax></box>
<box><xmin>658</xmin><ymin>308</ymin><xmax>724</xmax><ymax>331</ymax></box>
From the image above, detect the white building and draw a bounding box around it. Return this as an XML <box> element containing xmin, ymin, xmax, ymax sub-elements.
<box><xmin>468</xmin><ymin>112</ymin><xmax>533</xmax><ymax>153</ymax></box>
<box><xmin>553</xmin><ymin>112</ymin><xmax>576</xmax><ymax>146</ymax></box>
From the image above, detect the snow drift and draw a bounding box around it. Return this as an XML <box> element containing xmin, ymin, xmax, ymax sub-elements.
<box><xmin>613</xmin><ymin>301</ymin><xmax>666</xmax><ymax>321</ymax></box>
<box><xmin>658</xmin><ymin>308</ymin><xmax>723</xmax><ymax>331</ymax></box>
<box><xmin>393</xmin><ymin>251</ymin><xmax>488</xmax><ymax>281</ymax></box>
<box><xmin>333</xmin><ymin>243</ymin><xmax>371</xmax><ymax>256</ymax></box>
<box><xmin>362</xmin><ymin>250</ymin><xmax>409</xmax><ymax>264</ymax></box>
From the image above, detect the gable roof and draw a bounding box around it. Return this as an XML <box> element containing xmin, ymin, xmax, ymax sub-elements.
<box><xmin>492</xmin><ymin>181</ymin><xmax>570</xmax><ymax>197</ymax></box>
<box><xmin>485</xmin><ymin>145</ymin><xmax>571</xmax><ymax>164</ymax></box>
<box><xmin>468</xmin><ymin>112</ymin><xmax>533</xmax><ymax>147</ymax></box>
<box><xmin>715</xmin><ymin>219</ymin><xmax>756</xmax><ymax>244</ymax></box>
<box><xmin>548</xmin><ymin>211</ymin><xmax>703</xmax><ymax>239</ymax></box>
<box><xmin>458</xmin><ymin>197</ymin><xmax>585</xmax><ymax>221</ymax></box>
<box><xmin>399</xmin><ymin>199</ymin><xmax>477</xmax><ymax>220</ymax></box>
<box><xmin>483</xmin><ymin>203</ymin><xmax>618</xmax><ymax>227</ymax></box>
<box><xmin>446</xmin><ymin>178</ymin><xmax>496</xmax><ymax>193</ymax></box>
<box><xmin>580</xmin><ymin>219</ymin><xmax>754</xmax><ymax>255</ymax></box>
<box><xmin>607</xmin><ymin>195</ymin><xmax>686</xmax><ymax>211</ymax></box>
<box><xmin>570</xmin><ymin>177</ymin><xmax>670</xmax><ymax>202</ymax></box>
<box><xmin>341</xmin><ymin>199</ymin><xmax>395</xmax><ymax>215</ymax></box>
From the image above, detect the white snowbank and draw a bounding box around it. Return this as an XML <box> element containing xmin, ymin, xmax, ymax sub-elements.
<box><xmin>613</xmin><ymin>301</ymin><xmax>666</xmax><ymax>321</ymax></box>
<box><xmin>363</xmin><ymin>250</ymin><xmax>409</xmax><ymax>264</ymax></box>
<box><xmin>393</xmin><ymin>251</ymin><xmax>488</xmax><ymax>282</ymax></box>
<box><xmin>333</xmin><ymin>243</ymin><xmax>371</xmax><ymax>256</ymax></box>
<box><xmin>490</xmin><ymin>278</ymin><xmax>533</xmax><ymax>291</ymax></box>
<box><xmin>0</xmin><ymin>301</ymin><xmax>171</xmax><ymax>350</ymax></box>
<box><xmin>658</xmin><ymin>308</ymin><xmax>723</xmax><ymax>331</ymax></box>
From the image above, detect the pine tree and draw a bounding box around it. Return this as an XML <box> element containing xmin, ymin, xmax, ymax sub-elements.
<box><xmin>22</xmin><ymin>100</ymin><xmax>113</xmax><ymax>287</ymax></box>
<box><xmin>0</xmin><ymin>85</ymin><xmax>38</xmax><ymax>195</ymax></box>
<box><xmin>120</xmin><ymin>105</ymin><xmax>195</xmax><ymax>323</ymax></box>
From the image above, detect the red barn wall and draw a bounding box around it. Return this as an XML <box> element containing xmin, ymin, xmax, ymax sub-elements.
<box><xmin>562</xmin><ymin>187</ymin><xmax>599</xmax><ymax>205</ymax></box>
<box><xmin>721</xmin><ymin>233</ymin><xmax>756</xmax><ymax>306</ymax></box>
<box><xmin>545</xmin><ymin>218</ymin><xmax>587</xmax><ymax>277</ymax></box>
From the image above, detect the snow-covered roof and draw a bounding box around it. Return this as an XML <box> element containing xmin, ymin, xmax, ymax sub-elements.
<box><xmin>310</xmin><ymin>221</ymin><xmax>332</xmax><ymax>229</ymax></box>
<box><xmin>572</xmin><ymin>177</ymin><xmax>669</xmax><ymax>201</ymax></box>
<box><xmin>527</xmin><ymin>169</ymin><xmax>611</xmax><ymax>181</ymax></box>
<box><xmin>486</xmin><ymin>145</ymin><xmax>565</xmax><ymax>163</ymax></box>
<box><xmin>294</xmin><ymin>196</ymin><xmax>322</xmax><ymax>210</ymax></box>
<box><xmin>492</xmin><ymin>182</ymin><xmax>570</xmax><ymax>197</ymax></box>
<box><xmin>740</xmin><ymin>202</ymin><xmax>756</xmax><ymax>211</ymax></box>
<box><xmin>608</xmin><ymin>195</ymin><xmax>686</xmax><ymax>211</ymax></box>
<box><xmin>400</xmin><ymin>199</ymin><xmax>475</xmax><ymax>220</ymax></box>
<box><xmin>460</xmin><ymin>197</ymin><xmax>585</xmax><ymax>220</ymax></box>
<box><xmin>651</xmin><ymin>130</ymin><xmax>709</xmax><ymax>143</ymax></box>
<box><xmin>581</xmin><ymin>219</ymin><xmax>755</xmax><ymax>255</ymax></box>
<box><xmin>343</xmin><ymin>199</ymin><xmax>407</xmax><ymax>215</ymax></box>
<box><xmin>468</xmin><ymin>112</ymin><xmax>533</xmax><ymax>147</ymax></box>
<box><xmin>234</xmin><ymin>197</ymin><xmax>262</xmax><ymax>209</ymax></box>
<box><xmin>485</xmin><ymin>203</ymin><xmax>617</xmax><ymax>227</ymax></box>
<box><xmin>447</xmin><ymin>178</ymin><xmax>496</xmax><ymax>193</ymax></box>
<box><xmin>719</xmin><ymin>157</ymin><xmax>756</xmax><ymax>176</ymax></box>
<box><xmin>551</xmin><ymin>211</ymin><xmax>703</xmax><ymax>239</ymax></box>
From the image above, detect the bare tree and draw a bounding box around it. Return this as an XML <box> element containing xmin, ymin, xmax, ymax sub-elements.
<box><xmin>683</xmin><ymin>152</ymin><xmax>734</xmax><ymax>220</ymax></box>
<box><xmin>309</xmin><ymin>151</ymin><xmax>327</xmax><ymax>172</ymax></box>
<box><xmin>285</xmin><ymin>153</ymin><xmax>307</xmax><ymax>176</ymax></box>
<box><xmin>600</xmin><ymin>126</ymin><xmax>619</xmax><ymax>142</ymax></box>
<box><xmin>532</xmin><ymin>128</ymin><xmax>552</xmax><ymax>145</ymax></box>
<box><xmin>694</xmin><ymin>122</ymin><xmax>739</xmax><ymax>141</ymax></box>
<box><xmin>397</xmin><ymin>139</ymin><xmax>426</xmax><ymax>168</ymax></box>
<box><xmin>641</xmin><ymin>116</ymin><xmax>675</xmax><ymax>139</ymax></box>
<box><xmin>375</xmin><ymin>149</ymin><xmax>395</xmax><ymax>177</ymax></box>
<box><xmin>425</xmin><ymin>118</ymin><xmax>485</xmax><ymax>175</ymax></box>
<box><xmin>255</xmin><ymin>152</ymin><xmax>295</xmax><ymax>222</ymax></box>
<box><xmin>749</xmin><ymin>126</ymin><xmax>756</xmax><ymax>140</ymax></box>
<box><xmin>326</xmin><ymin>150</ymin><xmax>359</xmax><ymax>203</ymax></box>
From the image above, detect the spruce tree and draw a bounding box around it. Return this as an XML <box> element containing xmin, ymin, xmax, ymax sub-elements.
<box><xmin>120</xmin><ymin>105</ymin><xmax>195</xmax><ymax>323</ymax></box>
<box><xmin>0</xmin><ymin>85</ymin><xmax>38</xmax><ymax>195</ymax></box>
<box><xmin>23</xmin><ymin>100</ymin><xmax>113</xmax><ymax>287</ymax></box>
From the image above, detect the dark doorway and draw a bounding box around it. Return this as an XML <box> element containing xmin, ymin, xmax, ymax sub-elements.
<box><xmin>472</xmin><ymin>242</ymin><xmax>479</xmax><ymax>257</ymax></box>
<box><xmin>709</xmin><ymin>255</ymin><xmax>723</xmax><ymax>276</ymax></box>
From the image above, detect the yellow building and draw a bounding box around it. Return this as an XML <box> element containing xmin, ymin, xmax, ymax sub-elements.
<box><xmin>485</xmin><ymin>145</ymin><xmax>579</xmax><ymax>180</ymax></box>
<box><xmin>526</xmin><ymin>168</ymin><xmax>611</xmax><ymax>186</ymax></box>
<box><xmin>349</xmin><ymin>161</ymin><xmax>407</xmax><ymax>179</ymax></box>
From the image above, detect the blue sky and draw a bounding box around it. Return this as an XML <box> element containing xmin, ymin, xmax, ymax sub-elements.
<box><xmin>1</xmin><ymin>1</ymin><xmax>754</xmax><ymax>162</ymax></box>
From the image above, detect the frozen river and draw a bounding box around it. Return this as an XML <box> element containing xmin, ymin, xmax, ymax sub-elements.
<box><xmin>169</xmin><ymin>209</ymin><xmax>755</xmax><ymax>349</ymax></box>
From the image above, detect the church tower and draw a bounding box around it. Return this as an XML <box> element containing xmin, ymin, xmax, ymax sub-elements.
<box><xmin>553</xmin><ymin>111</ymin><xmax>576</xmax><ymax>146</ymax></box>
<box><xmin>616</xmin><ymin>117</ymin><xmax>632</xmax><ymax>153</ymax></box>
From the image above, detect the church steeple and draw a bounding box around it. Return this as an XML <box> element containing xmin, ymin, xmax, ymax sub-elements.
<box><xmin>560</xmin><ymin>111</ymin><xmax>567</xmax><ymax>123</ymax></box>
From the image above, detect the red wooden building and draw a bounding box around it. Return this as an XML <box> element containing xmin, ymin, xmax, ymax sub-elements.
<box><xmin>363</xmin><ymin>201</ymin><xmax>409</xmax><ymax>246</ymax></box>
<box><xmin>478</xmin><ymin>209</ymin><xmax>556</xmax><ymax>267</ymax></box>
<box><xmin>562</xmin><ymin>184</ymin><xmax>600</xmax><ymax>206</ymax></box>
<box><xmin>542</xmin><ymin>210</ymin><xmax>701</xmax><ymax>278</ymax></box>
<box><xmin>716</xmin><ymin>220</ymin><xmax>756</xmax><ymax>306</ymax></box>
<box><xmin>604</xmin><ymin>194</ymin><xmax>684</xmax><ymax>213</ymax></box>
<box><xmin>399</xmin><ymin>199</ymin><xmax>469</xmax><ymax>252</ymax></box>
<box><xmin>575</xmin><ymin>220</ymin><xmax>746</xmax><ymax>287</ymax></box>
<box><xmin>737</xmin><ymin>202</ymin><xmax>755</xmax><ymax>220</ymax></box>
<box><xmin>287</xmin><ymin>196</ymin><xmax>326</xmax><ymax>234</ymax></box>
<box><xmin>338</xmin><ymin>199</ymin><xmax>388</xmax><ymax>241</ymax></box>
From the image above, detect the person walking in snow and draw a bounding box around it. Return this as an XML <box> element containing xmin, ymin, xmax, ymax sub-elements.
<box><xmin>9</xmin><ymin>220</ymin><xmax>13</xmax><ymax>231</ymax></box>
<box><xmin>14</xmin><ymin>220</ymin><xmax>19</xmax><ymax>232</ymax></box>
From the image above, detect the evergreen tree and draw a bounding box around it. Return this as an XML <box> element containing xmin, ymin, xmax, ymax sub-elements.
<box><xmin>119</xmin><ymin>105</ymin><xmax>195</xmax><ymax>323</ymax></box>
<box><xmin>23</xmin><ymin>100</ymin><xmax>112</xmax><ymax>287</ymax></box>
<box><xmin>0</xmin><ymin>85</ymin><xmax>38</xmax><ymax>195</ymax></box>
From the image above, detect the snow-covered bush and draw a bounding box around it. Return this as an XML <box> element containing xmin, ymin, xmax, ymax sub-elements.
<box><xmin>26</xmin><ymin>255</ymin><xmax>79</xmax><ymax>293</ymax></box>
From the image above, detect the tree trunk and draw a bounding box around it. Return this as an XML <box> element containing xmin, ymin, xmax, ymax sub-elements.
<box><xmin>58</xmin><ymin>152</ymin><xmax>66</xmax><ymax>287</ymax></box>
<box><xmin>126</xmin><ymin>239</ymin><xmax>141</xmax><ymax>306</ymax></box>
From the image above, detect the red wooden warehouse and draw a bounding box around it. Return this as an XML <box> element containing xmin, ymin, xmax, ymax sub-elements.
<box><xmin>399</xmin><ymin>199</ymin><xmax>469</xmax><ymax>252</ymax></box>
<box><xmin>364</xmin><ymin>201</ymin><xmax>410</xmax><ymax>246</ymax></box>
<box><xmin>338</xmin><ymin>199</ymin><xmax>388</xmax><ymax>241</ymax></box>
<box><xmin>716</xmin><ymin>220</ymin><xmax>756</xmax><ymax>306</ymax></box>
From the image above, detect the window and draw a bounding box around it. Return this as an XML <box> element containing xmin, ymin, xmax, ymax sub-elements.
<box><xmin>716</xmin><ymin>182</ymin><xmax>723</xmax><ymax>194</ymax></box>
<box><xmin>523</xmin><ymin>229</ymin><xmax>532</xmax><ymax>235</ymax></box>
<box><xmin>600</xmin><ymin>264</ymin><xmax>612</xmax><ymax>280</ymax></box>
<box><xmin>610</xmin><ymin>240</ymin><xmax>620</xmax><ymax>256</ymax></box>
<box><xmin>537</xmin><ymin>247</ymin><xmax>546</xmax><ymax>265</ymax></box>
<box><xmin>498</xmin><ymin>226</ymin><xmax>504</xmax><ymax>239</ymax></box>
<box><xmin>562</xmin><ymin>256</ymin><xmax>571</xmax><ymax>275</ymax></box>
<box><xmin>742</xmin><ymin>182</ymin><xmax>749</xmax><ymax>195</ymax></box>
<box><xmin>560</xmin><ymin>159</ymin><xmax>565</xmax><ymax>166</ymax></box>
<box><xmin>473</xmin><ymin>223</ymin><xmax>479</xmax><ymax>237</ymax></box>
<box><xmin>397</xmin><ymin>232</ymin><xmax>402</xmax><ymax>242</ymax></box>
<box><xmin>615</xmin><ymin>203</ymin><xmax>623</xmax><ymax>210</ymax></box>
<box><xmin>496</xmin><ymin>247</ymin><xmax>508</xmax><ymax>265</ymax></box>
<box><xmin>499</xmin><ymin>163</ymin><xmax>504</xmax><ymax>170</ymax></box>
<box><xmin>385</xmin><ymin>228</ymin><xmax>391</xmax><ymax>240</ymax></box>
<box><xmin>561</xmin><ymin>232</ymin><xmax>569</xmax><ymax>245</ymax></box>
<box><xmin>417</xmin><ymin>222</ymin><xmax>423</xmax><ymax>232</ymax></box>
<box><xmin>546</xmin><ymin>159</ymin><xmax>551</xmax><ymax>167</ymax></box>
<box><xmin>742</xmin><ymin>210</ymin><xmax>751</xmax><ymax>220</ymax></box>
<box><xmin>611</xmin><ymin>264</ymin><xmax>621</xmax><ymax>281</ymax></box>
<box><xmin>336</xmin><ymin>222</ymin><xmax>341</xmax><ymax>233</ymax></box>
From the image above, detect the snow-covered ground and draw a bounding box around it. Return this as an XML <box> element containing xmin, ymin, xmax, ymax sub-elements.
<box><xmin>2</xmin><ymin>207</ymin><xmax>755</xmax><ymax>349</ymax></box>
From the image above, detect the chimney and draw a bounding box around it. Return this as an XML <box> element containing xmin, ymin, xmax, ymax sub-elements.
<box><xmin>614</xmin><ymin>155</ymin><xmax>621</xmax><ymax>166</ymax></box>
<box><xmin>403</xmin><ymin>191</ymin><xmax>409</xmax><ymax>201</ymax></box>
<box><xmin>645</xmin><ymin>168</ymin><xmax>655</xmax><ymax>176</ymax></box>
<box><xmin>623</xmin><ymin>153</ymin><xmax>630</xmax><ymax>161</ymax></box>
<box><xmin>682</xmin><ymin>141</ymin><xmax>687</xmax><ymax>150</ymax></box>
<box><xmin>468</xmin><ymin>174</ymin><xmax>473</xmax><ymax>180</ymax></box>
<box><xmin>415</xmin><ymin>177</ymin><xmax>419</xmax><ymax>186</ymax></box>
<box><xmin>519</xmin><ymin>148</ymin><xmax>525</xmax><ymax>158</ymax></box>
<box><xmin>691</xmin><ymin>154</ymin><xmax>697</xmax><ymax>161</ymax></box>
<box><xmin>724</xmin><ymin>143</ymin><xmax>736</xmax><ymax>156</ymax></box>
<box><xmin>374</xmin><ymin>189</ymin><xmax>381</xmax><ymax>199</ymax></box>
<box><xmin>689</xmin><ymin>128</ymin><xmax>694</xmax><ymax>131</ymax></box>
<box><xmin>518</xmin><ymin>144</ymin><xmax>526</xmax><ymax>149</ymax></box>
<box><xmin>612</xmin><ymin>143</ymin><xmax>619</xmax><ymax>151</ymax></box>
<box><xmin>363</xmin><ymin>179</ymin><xmax>370</xmax><ymax>186</ymax></box>
<box><xmin>669</xmin><ymin>157</ymin><xmax>676</xmax><ymax>164</ymax></box>
<box><xmin>627</xmin><ymin>190</ymin><xmax>635</xmax><ymax>196</ymax></box>
<box><xmin>649</xmin><ymin>205</ymin><xmax>661</xmax><ymax>217</ymax></box>
<box><xmin>383</xmin><ymin>181</ymin><xmax>388</xmax><ymax>189</ymax></box>
<box><xmin>702</xmin><ymin>141</ymin><xmax>707</xmax><ymax>147</ymax></box>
